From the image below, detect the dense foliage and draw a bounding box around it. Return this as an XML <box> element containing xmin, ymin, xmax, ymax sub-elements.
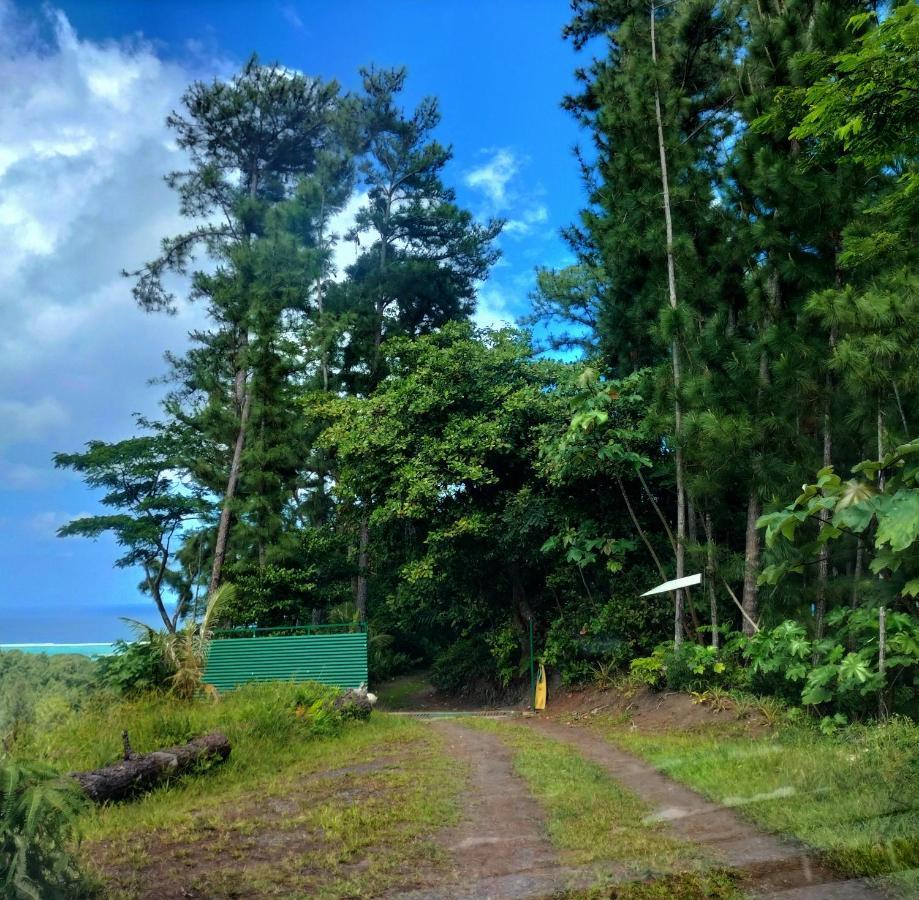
<box><xmin>50</xmin><ymin>5</ymin><xmax>918</xmax><ymax>717</ymax></box>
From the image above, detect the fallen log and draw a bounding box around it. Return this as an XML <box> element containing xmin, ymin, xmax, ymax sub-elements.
<box><xmin>71</xmin><ymin>731</ymin><xmax>231</xmax><ymax>803</ymax></box>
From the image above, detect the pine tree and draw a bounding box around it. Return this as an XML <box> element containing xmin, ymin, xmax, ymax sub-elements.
<box><xmin>128</xmin><ymin>58</ymin><xmax>344</xmax><ymax>598</ymax></box>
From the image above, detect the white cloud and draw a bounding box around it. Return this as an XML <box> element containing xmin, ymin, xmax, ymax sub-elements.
<box><xmin>474</xmin><ymin>284</ymin><xmax>515</xmax><ymax>331</ymax></box>
<box><xmin>280</xmin><ymin>4</ymin><xmax>305</xmax><ymax>31</ymax></box>
<box><xmin>328</xmin><ymin>191</ymin><xmax>367</xmax><ymax>280</ymax></box>
<box><xmin>27</xmin><ymin>509</ymin><xmax>87</xmax><ymax>538</ymax></box>
<box><xmin>505</xmin><ymin>204</ymin><xmax>549</xmax><ymax>237</ymax></box>
<box><xmin>464</xmin><ymin>149</ymin><xmax>519</xmax><ymax>208</ymax></box>
<box><xmin>0</xmin><ymin>3</ymin><xmax>217</xmax><ymax>482</ymax></box>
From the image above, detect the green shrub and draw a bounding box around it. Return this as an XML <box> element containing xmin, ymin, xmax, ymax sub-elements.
<box><xmin>740</xmin><ymin>611</ymin><xmax>919</xmax><ymax>718</ymax></box>
<box><xmin>430</xmin><ymin>636</ymin><xmax>496</xmax><ymax>694</ymax></box>
<box><xmin>629</xmin><ymin>653</ymin><xmax>666</xmax><ymax>688</ymax></box>
<box><xmin>544</xmin><ymin>589</ymin><xmax>670</xmax><ymax>685</ymax></box>
<box><xmin>629</xmin><ymin>641</ymin><xmax>741</xmax><ymax>693</ymax></box>
<box><xmin>0</xmin><ymin>759</ymin><xmax>90</xmax><ymax>898</ymax></box>
<box><xmin>95</xmin><ymin>638</ymin><xmax>172</xmax><ymax>694</ymax></box>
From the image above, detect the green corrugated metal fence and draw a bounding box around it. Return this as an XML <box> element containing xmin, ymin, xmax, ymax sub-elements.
<box><xmin>203</xmin><ymin>625</ymin><xmax>368</xmax><ymax>693</ymax></box>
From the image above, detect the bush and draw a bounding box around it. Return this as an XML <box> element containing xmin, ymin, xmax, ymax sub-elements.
<box><xmin>544</xmin><ymin>589</ymin><xmax>670</xmax><ymax>685</ymax></box>
<box><xmin>738</xmin><ymin>611</ymin><xmax>919</xmax><ymax>719</ymax></box>
<box><xmin>629</xmin><ymin>641</ymin><xmax>742</xmax><ymax>693</ymax></box>
<box><xmin>95</xmin><ymin>638</ymin><xmax>172</xmax><ymax>694</ymax></box>
<box><xmin>430</xmin><ymin>636</ymin><xmax>496</xmax><ymax>695</ymax></box>
<box><xmin>0</xmin><ymin>759</ymin><xmax>90</xmax><ymax>898</ymax></box>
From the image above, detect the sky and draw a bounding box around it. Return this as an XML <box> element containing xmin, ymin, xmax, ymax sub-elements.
<box><xmin>0</xmin><ymin>0</ymin><xmax>587</xmax><ymax>642</ymax></box>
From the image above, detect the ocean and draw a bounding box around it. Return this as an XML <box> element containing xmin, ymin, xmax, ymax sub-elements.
<box><xmin>0</xmin><ymin>643</ymin><xmax>116</xmax><ymax>657</ymax></box>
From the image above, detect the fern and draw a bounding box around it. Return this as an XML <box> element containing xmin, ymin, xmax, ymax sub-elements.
<box><xmin>0</xmin><ymin>759</ymin><xmax>89</xmax><ymax>898</ymax></box>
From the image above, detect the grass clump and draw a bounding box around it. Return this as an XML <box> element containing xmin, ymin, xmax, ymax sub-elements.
<box><xmin>468</xmin><ymin>719</ymin><xmax>736</xmax><ymax>895</ymax></box>
<box><xmin>602</xmin><ymin>715</ymin><xmax>919</xmax><ymax>896</ymax></box>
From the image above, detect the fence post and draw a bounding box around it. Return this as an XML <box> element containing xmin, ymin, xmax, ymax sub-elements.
<box><xmin>529</xmin><ymin>617</ymin><xmax>535</xmax><ymax>710</ymax></box>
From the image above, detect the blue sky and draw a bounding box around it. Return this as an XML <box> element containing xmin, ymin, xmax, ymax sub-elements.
<box><xmin>0</xmin><ymin>0</ymin><xmax>586</xmax><ymax>642</ymax></box>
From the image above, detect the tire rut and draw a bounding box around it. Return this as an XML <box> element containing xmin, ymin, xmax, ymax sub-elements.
<box><xmin>397</xmin><ymin>720</ymin><xmax>591</xmax><ymax>899</ymax></box>
<box><xmin>528</xmin><ymin>719</ymin><xmax>888</xmax><ymax>900</ymax></box>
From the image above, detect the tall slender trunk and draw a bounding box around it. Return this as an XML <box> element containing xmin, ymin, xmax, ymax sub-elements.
<box><xmin>355</xmin><ymin>516</ymin><xmax>369</xmax><ymax>619</ymax></box>
<box><xmin>651</xmin><ymin>3</ymin><xmax>686</xmax><ymax>646</ymax></box>
<box><xmin>703</xmin><ymin>512</ymin><xmax>719</xmax><ymax>649</ymax></box>
<box><xmin>685</xmin><ymin>501</ymin><xmax>701</xmax><ymax>634</ymax></box>
<box><xmin>616</xmin><ymin>476</ymin><xmax>667</xmax><ymax>584</ymax></box>
<box><xmin>209</xmin><ymin>169</ymin><xmax>259</xmax><ymax>597</ymax></box>
<box><xmin>852</xmin><ymin>537</ymin><xmax>864</xmax><ymax>610</ymax></box>
<box><xmin>316</xmin><ymin>194</ymin><xmax>329</xmax><ymax>392</ymax></box>
<box><xmin>208</xmin><ymin>349</ymin><xmax>252</xmax><ymax>597</ymax></box>
<box><xmin>741</xmin><ymin>491</ymin><xmax>760</xmax><ymax>635</ymax></box>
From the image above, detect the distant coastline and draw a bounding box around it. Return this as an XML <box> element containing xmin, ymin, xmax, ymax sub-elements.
<box><xmin>0</xmin><ymin>643</ymin><xmax>115</xmax><ymax>657</ymax></box>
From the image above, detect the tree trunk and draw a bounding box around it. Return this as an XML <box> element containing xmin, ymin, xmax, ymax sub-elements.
<box><xmin>703</xmin><ymin>512</ymin><xmax>719</xmax><ymax>649</ymax></box>
<box><xmin>650</xmin><ymin>3</ymin><xmax>685</xmax><ymax>648</ymax></box>
<box><xmin>71</xmin><ymin>732</ymin><xmax>231</xmax><ymax>804</ymax></box>
<box><xmin>616</xmin><ymin>477</ymin><xmax>667</xmax><ymax>584</ymax></box>
<box><xmin>685</xmin><ymin>501</ymin><xmax>700</xmax><ymax>634</ymax></box>
<box><xmin>741</xmin><ymin>491</ymin><xmax>760</xmax><ymax>635</ymax></box>
<box><xmin>208</xmin><ymin>371</ymin><xmax>252</xmax><ymax>598</ymax></box>
<box><xmin>355</xmin><ymin>516</ymin><xmax>370</xmax><ymax>619</ymax></box>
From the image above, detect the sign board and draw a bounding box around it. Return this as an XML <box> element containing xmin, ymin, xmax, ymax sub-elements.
<box><xmin>640</xmin><ymin>572</ymin><xmax>702</xmax><ymax>597</ymax></box>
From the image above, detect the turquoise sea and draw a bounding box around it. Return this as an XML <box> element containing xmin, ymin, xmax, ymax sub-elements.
<box><xmin>0</xmin><ymin>643</ymin><xmax>115</xmax><ymax>657</ymax></box>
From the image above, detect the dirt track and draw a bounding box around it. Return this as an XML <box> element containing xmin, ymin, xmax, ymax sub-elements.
<box><xmin>401</xmin><ymin>721</ymin><xmax>592</xmax><ymax>899</ymax></box>
<box><xmin>403</xmin><ymin>715</ymin><xmax>887</xmax><ymax>900</ymax></box>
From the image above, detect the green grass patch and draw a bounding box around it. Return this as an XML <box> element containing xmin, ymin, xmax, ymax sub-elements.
<box><xmin>600</xmin><ymin>715</ymin><xmax>919</xmax><ymax>897</ymax></box>
<box><xmin>89</xmin><ymin>715</ymin><xmax>462</xmax><ymax>898</ymax></box>
<box><xmin>16</xmin><ymin>684</ymin><xmax>466</xmax><ymax>897</ymax></box>
<box><xmin>467</xmin><ymin>719</ymin><xmax>740</xmax><ymax>896</ymax></box>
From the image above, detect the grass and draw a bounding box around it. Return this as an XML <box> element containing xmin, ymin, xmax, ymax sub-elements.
<box><xmin>597</xmin><ymin>713</ymin><xmax>919</xmax><ymax>898</ymax></box>
<box><xmin>467</xmin><ymin>718</ymin><xmax>741</xmax><ymax>897</ymax></box>
<box><xmin>16</xmin><ymin>683</ymin><xmax>466</xmax><ymax>898</ymax></box>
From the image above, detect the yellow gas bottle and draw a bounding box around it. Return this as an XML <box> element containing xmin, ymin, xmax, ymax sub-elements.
<box><xmin>534</xmin><ymin>663</ymin><xmax>547</xmax><ymax>710</ymax></box>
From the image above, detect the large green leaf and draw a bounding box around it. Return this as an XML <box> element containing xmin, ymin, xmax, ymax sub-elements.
<box><xmin>875</xmin><ymin>491</ymin><xmax>919</xmax><ymax>552</ymax></box>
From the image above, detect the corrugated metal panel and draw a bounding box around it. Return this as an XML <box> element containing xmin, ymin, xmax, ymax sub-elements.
<box><xmin>203</xmin><ymin>632</ymin><xmax>368</xmax><ymax>692</ymax></box>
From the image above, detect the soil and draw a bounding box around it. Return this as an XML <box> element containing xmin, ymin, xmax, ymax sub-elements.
<box><xmin>89</xmin><ymin>682</ymin><xmax>895</xmax><ymax>899</ymax></box>
<box><xmin>541</xmin><ymin>683</ymin><xmax>772</xmax><ymax>734</ymax></box>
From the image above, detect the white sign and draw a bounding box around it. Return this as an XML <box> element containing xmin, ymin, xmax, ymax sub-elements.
<box><xmin>640</xmin><ymin>573</ymin><xmax>702</xmax><ymax>597</ymax></box>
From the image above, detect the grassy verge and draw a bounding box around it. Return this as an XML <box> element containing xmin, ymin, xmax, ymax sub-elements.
<box><xmin>467</xmin><ymin>719</ymin><xmax>741</xmax><ymax>899</ymax></box>
<box><xmin>18</xmin><ymin>684</ymin><xmax>465</xmax><ymax>898</ymax></box>
<box><xmin>598</xmin><ymin>713</ymin><xmax>919</xmax><ymax>897</ymax></box>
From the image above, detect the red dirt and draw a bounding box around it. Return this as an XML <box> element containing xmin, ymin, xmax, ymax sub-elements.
<box><xmin>542</xmin><ymin>683</ymin><xmax>771</xmax><ymax>733</ymax></box>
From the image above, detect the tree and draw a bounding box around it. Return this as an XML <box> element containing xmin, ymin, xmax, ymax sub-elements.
<box><xmin>128</xmin><ymin>57</ymin><xmax>343</xmax><ymax>598</ymax></box>
<box><xmin>54</xmin><ymin>430</ymin><xmax>208</xmax><ymax>633</ymax></box>
<box><xmin>332</xmin><ymin>67</ymin><xmax>504</xmax><ymax>392</ymax></box>
<box><xmin>563</xmin><ymin>0</ymin><xmax>739</xmax><ymax>640</ymax></box>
